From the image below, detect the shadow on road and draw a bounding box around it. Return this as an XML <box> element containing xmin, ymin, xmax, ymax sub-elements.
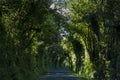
<box><xmin>37</xmin><ymin>68</ymin><xmax>81</xmax><ymax>80</ymax></box>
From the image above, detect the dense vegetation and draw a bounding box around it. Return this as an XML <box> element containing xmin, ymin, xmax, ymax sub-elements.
<box><xmin>0</xmin><ymin>0</ymin><xmax>120</xmax><ymax>80</ymax></box>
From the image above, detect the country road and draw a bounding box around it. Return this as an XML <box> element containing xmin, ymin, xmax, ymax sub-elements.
<box><xmin>37</xmin><ymin>68</ymin><xmax>81</xmax><ymax>80</ymax></box>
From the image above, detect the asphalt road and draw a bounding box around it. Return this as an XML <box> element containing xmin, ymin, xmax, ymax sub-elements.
<box><xmin>37</xmin><ymin>68</ymin><xmax>81</xmax><ymax>80</ymax></box>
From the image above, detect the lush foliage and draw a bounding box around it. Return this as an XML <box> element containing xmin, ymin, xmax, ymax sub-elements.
<box><xmin>64</xmin><ymin>0</ymin><xmax>120</xmax><ymax>79</ymax></box>
<box><xmin>0</xmin><ymin>0</ymin><xmax>64</xmax><ymax>80</ymax></box>
<box><xmin>0</xmin><ymin>0</ymin><xmax>120</xmax><ymax>80</ymax></box>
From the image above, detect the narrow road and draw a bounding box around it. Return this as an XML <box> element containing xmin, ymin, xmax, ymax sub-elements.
<box><xmin>37</xmin><ymin>68</ymin><xmax>81</xmax><ymax>80</ymax></box>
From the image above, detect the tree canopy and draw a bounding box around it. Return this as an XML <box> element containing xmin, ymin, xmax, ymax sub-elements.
<box><xmin>0</xmin><ymin>0</ymin><xmax>120</xmax><ymax>80</ymax></box>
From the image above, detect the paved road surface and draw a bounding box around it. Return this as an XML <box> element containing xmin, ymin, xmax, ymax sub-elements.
<box><xmin>37</xmin><ymin>68</ymin><xmax>81</xmax><ymax>80</ymax></box>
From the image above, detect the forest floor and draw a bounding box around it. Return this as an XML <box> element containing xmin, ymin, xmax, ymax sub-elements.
<box><xmin>37</xmin><ymin>68</ymin><xmax>82</xmax><ymax>80</ymax></box>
